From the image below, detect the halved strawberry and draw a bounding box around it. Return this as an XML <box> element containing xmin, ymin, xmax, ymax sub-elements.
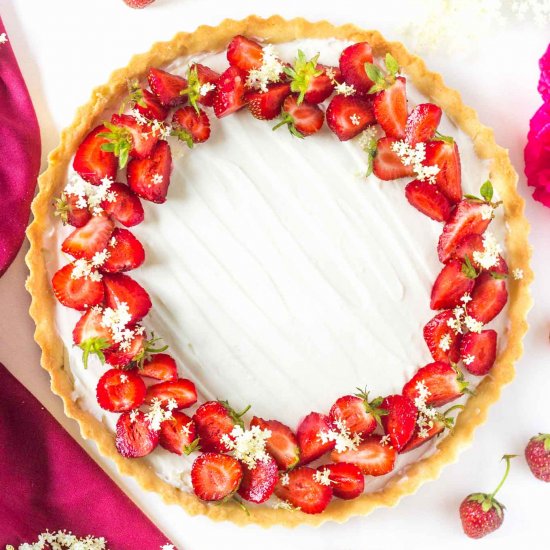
<box><xmin>250</xmin><ymin>416</ymin><xmax>300</xmax><ymax>471</ymax></box>
<box><xmin>191</xmin><ymin>452</ymin><xmax>243</xmax><ymax>502</ymax></box>
<box><xmin>147</xmin><ymin>67</ymin><xmax>188</xmax><ymax>107</ymax></box>
<box><xmin>339</xmin><ymin>42</ymin><xmax>374</xmax><ymax>94</ymax></box>
<box><xmin>274</xmin><ymin>95</ymin><xmax>324</xmax><ymax>138</ymax></box>
<box><xmin>171</xmin><ymin>106</ymin><xmax>211</xmax><ymax>145</ymax></box>
<box><xmin>430</xmin><ymin>259</ymin><xmax>476</xmax><ymax>310</ymax></box>
<box><xmin>326</xmin><ymin>94</ymin><xmax>375</xmax><ymax>141</ymax></box>
<box><xmin>274</xmin><ymin>466</ymin><xmax>332</xmax><ymax>514</ymax></box>
<box><xmin>52</xmin><ymin>263</ymin><xmax>104</xmax><ymax>311</ymax></box>
<box><xmin>213</xmin><ymin>66</ymin><xmax>248</xmax><ymax>118</ymax></box>
<box><xmin>238</xmin><ymin>455</ymin><xmax>278</xmax><ymax>504</ymax></box>
<box><xmin>373</xmin><ymin>136</ymin><xmax>415</xmax><ymax>180</ymax></box>
<box><xmin>328</xmin><ymin>391</ymin><xmax>386</xmax><ymax>438</ymax></box>
<box><xmin>144</xmin><ymin>378</ymin><xmax>198</xmax><ymax>410</ymax></box>
<box><xmin>460</xmin><ymin>329</ymin><xmax>498</xmax><ymax>376</ymax></box>
<box><xmin>403</xmin><ymin>362</ymin><xmax>468</xmax><ymax>407</ymax></box>
<box><xmin>107</xmin><ymin>113</ymin><xmax>159</xmax><ymax>161</ymax></box>
<box><xmin>317</xmin><ymin>463</ymin><xmax>364</xmax><ymax>500</ymax></box>
<box><xmin>284</xmin><ymin>51</ymin><xmax>334</xmax><ymax>104</ymax></box>
<box><xmin>297</xmin><ymin>412</ymin><xmax>335</xmax><ymax>465</ymax></box>
<box><xmin>184</xmin><ymin>63</ymin><xmax>220</xmax><ymax>108</ymax></box>
<box><xmin>330</xmin><ymin>435</ymin><xmax>397</xmax><ymax>476</ymax></box>
<box><xmin>61</xmin><ymin>213</ymin><xmax>114</xmax><ymax>261</ymax></box>
<box><xmin>73</xmin><ymin>307</ymin><xmax>114</xmax><ymax>367</ymax></box>
<box><xmin>380</xmin><ymin>395</ymin><xmax>417</xmax><ymax>451</ymax></box>
<box><xmin>103</xmin><ymin>272</ymin><xmax>151</xmax><ymax>323</ymax></box>
<box><xmin>127</xmin><ymin>140</ymin><xmax>172</xmax><ymax>204</ymax></box>
<box><xmin>405</xmin><ymin>179</ymin><xmax>452</xmax><ymax>222</ymax></box>
<box><xmin>373</xmin><ymin>77</ymin><xmax>407</xmax><ymax>139</ymax></box>
<box><xmin>115</xmin><ymin>410</ymin><xmax>159</xmax><ymax>458</ymax></box>
<box><xmin>96</xmin><ymin>368</ymin><xmax>146</xmax><ymax>412</ymax></box>
<box><xmin>404</xmin><ymin>103</ymin><xmax>442</xmax><ymax>146</ymax></box>
<box><xmin>227</xmin><ymin>35</ymin><xmax>263</xmax><ymax>72</ymax></box>
<box><xmin>101</xmin><ymin>228</ymin><xmax>145</xmax><ymax>273</ymax></box>
<box><xmin>400</xmin><ymin>416</ymin><xmax>447</xmax><ymax>453</ymax></box>
<box><xmin>140</xmin><ymin>353</ymin><xmax>178</xmax><ymax>381</ymax></box>
<box><xmin>100</xmin><ymin>182</ymin><xmax>144</xmax><ymax>227</ymax></box>
<box><xmin>451</xmin><ymin>233</ymin><xmax>484</xmax><ymax>264</ymax></box>
<box><xmin>103</xmin><ymin>331</ymin><xmax>145</xmax><ymax>368</ymax></box>
<box><xmin>301</xmin><ymin>64</ymin><xmax>336</xmax><ymax>104</ymax></box>
<box><xmin>466</xmin><ymin>272</ymin><xmax>508</xmax><ymax>324</ymax></box>
<box><xmin>159</xmin><ymin>411</ymin><xmax>198</xmax><ymax>455</ymax></box>
<box><xmin>424</xmin><ymin>139</ymin><xmax>462</xmax><ymax>203</ymax></box>
<box><xmin>73</xmin><ymin>125</ymin><xmax>118</xmax><ymax>185</ymax></box>
<box><xmin>423</xmin><ymin>310</ymin><xmax>462</xmax><ymax>363</ymax></box>
<box><xmin>245</xmin><ymin>82</ymin><xmax>291</xmax><ymax>121</ymax></box>
<box><xmin>54</xmin><ymin>193</ymin><xmax>91</xmax><ymax>228</ymax></box>
<box><xmin>132</xmin><ymin>87</ymin><xmax>169</xmax><ymax>121</ymax></box>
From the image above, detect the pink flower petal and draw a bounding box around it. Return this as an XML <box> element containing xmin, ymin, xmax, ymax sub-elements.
<box><xmin>533</xmin><ymin>183</ymin><xmax>550</xmax><ymax>207</ymax></box>
<box><xmin>524</xmin><ymin>104</ymin><xmax>550</xmax><ymax>185</ymax></box>
<box><xmin>539</xmin><ymin>43</ymin><xmax>550</xmax><ymax>102</ymax></box>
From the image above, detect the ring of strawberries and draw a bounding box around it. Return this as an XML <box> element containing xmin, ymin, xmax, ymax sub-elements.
<box><xmin>51</xmin><ymin>35</ymin><xmax>510</xmax><ymax>514</ymax></box>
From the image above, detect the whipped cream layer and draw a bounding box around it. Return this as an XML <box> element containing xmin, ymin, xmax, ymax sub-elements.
<box><xmin>45</xmin><ymin>39</ymin><xmax>508</xmax><ymax>495</ymax></box>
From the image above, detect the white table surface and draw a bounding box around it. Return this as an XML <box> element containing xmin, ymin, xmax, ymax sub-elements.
<box><xmin>1</xmin><ymin>1</ymin><xmax>549</xmax><ymax>548</ymax></box>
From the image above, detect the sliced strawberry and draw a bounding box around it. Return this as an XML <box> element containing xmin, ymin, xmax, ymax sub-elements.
<box><xmin>52</xmin><ymin>263</ymin><xmax>104</xmax><ymax>311</ymax></box>
<box><xmin>61</xmin><ymin>213</ymin><xmax>114</xmax><ymax>261</ymax></box>
<box><xmin>400</xmin><ymin>417</ymin><xmax>447</xmax><ymax>453</ymax></box>
<box><xmin>466</xmin><ymin>272</ymin><xmax>508</xmax><ymax>324</ymax></box>
<box><xmin>147</xmin><ymin>67</ymin><xmax>188</xmax><ymax>107</ymax></box>
<box><xmin>250</xmin><ymin>416</ymin><xmax>300</xmax><ymax>471</ymax></box>
<box><xmin>213</xmin><ymin>66</ymin><xmax>248</xmax><ymax>118</ymax></box>
<box><xmin>100</xmin><ymin>182</ymin><xmax>144</xmax><ymax>227</ymax></box>
<box><xmin>405</xmin><ymin>179</ymin><xmax>452</xmax><ymax>222</ymax></box>
<box><xmin>274</xmin><ymin>466</ymin><xmax>332</xmax><ymax>514</ymax></box>
<box><xmin>132</xmin><ymin>87</ymin><xmax>169</xmax><ymax>121</ymax></box>
<box><xmin>424</xmin><ymin>139</ymin><xmax>462</xmax><ymax>203</ymax></box>
<box><xmin>373</xmin><ymin>76</ymin><xmax>407</xmax><ymax>139</ymax></box>
<box><xmin>227</xmin><ymin>35</ymin><xmax>263</xmax><ymax>72</ymax></box>
<box><xmin>54</xmin><ymin>193</ymin><xmax>91</xmax><ymax>228</ymax></box>
<box><xmin>115</xmin><ymin>410</ymin><xmax>159</xmax><ymax>458</ymax></box>
<box><xmin>373</xmin><ymin>136</ymin><xmax>415</xmax><ymax>180</ymax></box>
<box><xmin>423</xmin><ymin>310</ymin><xmax>462</xmax><ymax>363</ymax></box>
<box><xmin>127</xmin><ymin>140</ymin><xmax>172</xmax><ymax>204</ymax></box>
<box><xmin>302</xmin><ymin>65</ymin><xmax>336</xmax><ymax>104</ymax></box>
<box><xmin>326</xmin><ymin>94</ymin><xmax>375</xmax><ymax>141</ymax></box>
<box><xmin>159</xmin><ymin>411</ymin><xmax>198</xmax><ymax>455</ymax></box>
<box><xmin>284</xmin><ymin>51</ymin><xmax>334</xmax><ymax>105</ymax></box>
<box><xmin>297</xmin><ymin>412</ymin><xmax>335</xmax><ymax>465</ymax></box>
<box><xmin>109</xmin><ymin>113</ymin><xmax>159</xmax><ymax>160</ymax></box>
<box><xmin>238</xmin><ymin>455</ymin><xmax>278</xmax><ymax>504</ymax></box>
<box><xmin>430</xmin><ymin>259</ymin><xmax>476</xmax><ymax>310</ymax></box>
<box><xmin>103</xmin><ymin>331</ymin><xmax>145</xmax><ymax>367</ymax></box>
<box><xmin>451</xmin><ymin>233</ymin><xmax>484</xmax><ymax>264</ymax></box>
<box><xmin>380</xmin><ymin>395</ymin><xmax>417</xmax><ymax>451</ymax></box>
<box><xmin>317</xmin><ymin>463</ymin><xmax>364</xmax><ymax>500</ymax></box>
<box><xmin>140</xmin><ymin>353</ymin><xmax>178</xmax><ymax>382</ymax></box>
<box><xmin>96</xmin><ymin>368</ymin><xmax>146</xmax><ymax>412</ymax></box>
<box><xmin>339</xmin><ymin>42</ymin><xmax>374</xmax><ymax>94</ymax></box>
<box><xmin>330</xmin><ymin>435</ymin><xmax>397</xmax><ymax>476</ymax></box>
<box><xmin>275</xmin><ymin>95</ymin><xmax>324</xmax><ymax>138</ymax></box>
<box><xmin>144</xmin><ymin>378</ymin><xmax>197</xmax><ymax>410</ymax></box>
<box><xmin>172</xmin><ymin>106</ymin><xmax>211</xmax><ymax>145</ymax></box>
<box><xmin>103</xmin><ymin>272</ymin><xmax>151</xmax><ymax>323</ymax></box>
<box><xmin>403</xmin><ymin>361</ymin><xmax>468</xmax><ymax>407</ymax></box>
<box><xmin>192</xmin><ymin>452</ymin><xmax>243</xmax><ymax>502</ymax></box>
<box><xmin>101</xmin><ymin>228</ymin><xmax>145</xmax><ymax>273</ymax></box>
<box><xmin>404</xmin><ymin>103</ymin><xmax>442</xmax><ymax>146</ymax></box>
<box><xmin>245</xmin><ymin>82</ymin><xmax>291</xmax><ymax>121</ymax></box>
<box><xmin>187</xmin><ymin>63</ymin><xmax>220</xmax><ymax>107</ymax></box>
<box><xmin>460</xmin><ymin>329</ymin><xmax>498</xmax><ymax>376</ymax></box>
<box><xmin>73</xmin><ymin>307</ymin><xmax>114</xmax><ymax>367</ymax></box>
<box><xmin>73</xmin><ymin>125</ymin><xmax>118</xmax><ymax>185</ymax></box>
<box><xmin>328</xmin><ymin>391</ymin><xmax>386</xmax><ymax>438</ymax></box>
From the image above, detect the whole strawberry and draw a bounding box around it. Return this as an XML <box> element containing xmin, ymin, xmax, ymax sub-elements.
<box><xmin>459</xmin><ymin>455</ymin><xmax>515</xmax><ymax>539</ymax></box>
<box><xmin>123</xmin><ymin>0</ymin><xmax>155</xmax><ymax>8</ymax></box>
<box><xmin>525</xmin><ymin>433</ymin><xmax>550</xmax><ymax>481</ymax></box>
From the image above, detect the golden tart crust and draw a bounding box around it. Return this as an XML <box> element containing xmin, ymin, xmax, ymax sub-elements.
<box><xmin>26</xmin><ymin>15</ymin><xmax>532</xmax><ymax>526</ymax></box>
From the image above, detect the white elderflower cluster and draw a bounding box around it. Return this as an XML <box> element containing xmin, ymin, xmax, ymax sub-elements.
<box><xmin>446</xmin><ymin>297</ymin><xmax>484</xmax><ymax>336</ymax></box>
<box><xmin>472</xmin><ymin>232</ymin><xmax>502</xmax><ymax>269</ymax></box>
<box><xmin>325</xmin><ymin>67</ymin><xmax>356</xmax><ymax>96</ymax></box>
<box><xmin>273</xmin><ymin>499</ymin><xmax>300</xmax><ymax>511</ymax></box>
<box><xmin>413</xmin><ymin>381</ymin><xmax>437</xmax><ymax>439</ymax></box>
<box><xmin>245</xmin><ymin>44</ymin><xmax>285</xmax><ymax>92</ymax></box>
<box><xmin>199</xmin><ymin>82</ymin><xmax>216</xmax><ymax>96</ymax></box>
<box><xmin>439</xmin><ymin>333</ymin><xmax>452</xmax><ymax>352</ymax></box>
<box><xmin>318</xmin><ymin>418</ymin><xmax>362</xmax><ymax>453</ymax></box>
<box><xmin>221</xmin><ymin>425</ymin><xmax>272</xmax><ymax>469</ymax></box>
<box><xmin>6</xmin><ymin>530</ymin><xmax>107</xmax><ymax>550</ymax></box>
<box><xmin>512</xmin><ymin>268</ymin><xmax>524</xmax><ymax>280</ymax></box>
<box><xmin>313</xmin><ymin>469</ymin><xmax>333</xmax><ymax>486</ymax></box>
<box><xmin>280</xmin><ymin>472</ymin><xmax>290</xmax><ymax>486</ymax></box>
<box><xmin>64</xmin><ymin>173</ymin><xmax>116</xmax><ymax>215</ymax></box>
<box><xmin>390</xmin><ymin>140</ymin><xmax>440</xmax><ymax>184</ymax></box>
<box><xmin>144</xmin><ymin>397</ymin><xmax>178</xmax><ymax>431</ymax></box>
<box><xmin>99</xmin><ymin>302</ymin><xmax>145</xmax><ymax>352</ymax></box>
<box><xmin>480</xmin><ymin>203</ymin><xmax>494</xmax><ymax>220</ymax></box>
<box><xmin>463</xmin><ymin>354</ymin><xmax>475</xmax><ymax>366</ymax></box>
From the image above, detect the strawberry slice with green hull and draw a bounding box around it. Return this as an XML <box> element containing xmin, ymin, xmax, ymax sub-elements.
<box><xmin>115</xmin><ymin>410</ymin><xmax>159</xmax><ymax>458</ymax></box>
<box><xmin>186</xmin><ymin>63</ymin><xmax>220</xmax><ymax>107</ymax></box>
<box><xmin>159</xmin><ymin>411</ymin><xmax>198</xmax><ymax>455</ymax></box>
<box><xmin>466</xmin><ymin>272</ymin><xmax>508</xmax><ymax>324</ymax></box>
<box><xmin>329</xmin><ymin>392</ymin><xmax>386</xmax><ymax>438</ymax></box>
<box><xmin>227</xmin><ymin>35</ymin><xmax>264</xmax><ymax>72</ymax></box>
<box><xmin>339</xmin><ymin>42</ymin><xmax>374</xmax><ymax>94</ymax></box>
<box><xmin>423</xmin><ymin>310</ymin><xmax>462</xmax><ymax>364</ymax></box>
<box><xmin>245</xmin><ymin>82</ymin><xmax>291</xmax><ymax>121</ymax></box>
<box><xmin>330</xmin><ymin>435</ymin><xmax>397</xmax><ymax>476</ymax></box>
<box><xmin>405</xmin><ymin>179</ymin><xmax>452</xmax><ymax>222</ymax></box>
<box><xmin>106</xmin><ymin>114</ymin><xmax>159</xmax><ymax>162</ymax></box>
<box><xmin>373</xmin><ymin>136</ymin><xmax>415</xmax><ymax>180</ymax></box>
<box><xmin>52</xmin><ymin>263</ymin><xmax>104</xmax><ymax>311</ymax></box>
<box><xmin>400</xmin><ymin>417</ymin><xmax>447</xmax><ymax>453</ymax></box>
<box><xmin>139</xmin><ymin>353</ymin><xmax>178</xmax><ymax>382</ymax></box>
<box><xmin>147</xmin><ymin>67</ymin><xmax>188</xmax><ymax>107</ymax></box>
<box><xmin>283</xmin><ymin>51</ymin><xmax>334</xmax><ymax>105</ymax></box>
<box><xmin>103</xmin><ymin>331</ymin><xmax>145</xmax><ymax>367</ymax></box>
<box><xmin>301</xmin><ymin>64</ymin><xmax>336</xmax><ymax>104</ymax></box>
<box><xmin>274</xmin><ymin>95</ymin><xmax>324</xmax><ymax>138</ymax></box>
<box><xmin>132</xmin><ymin>87</ymin><xmax>169</xmax><ymax>121</ymax></box>
<box><xmin>213</xmin><ymin>66</ymin><xmax>248</xmax><ymax>118</ymax></box>
<box><xmin>73</xmin><ymin>125</ymin><xmax>118</xmax><ymax>185</ymax></box>
<box><xmin>451</xmin><ymin>234</ymin><xmax>508</xmax><ymax>275</ymax></box>
<box><xmin>96</xmin><ymin>368</ymin><xmax>146</xmax><ymax>412</ymax></box>
<box><xmin>373</xmin><ymin>76</ymin><xmax>407</xmax><ymax>139</ymax></box>
<box><xmin>297</xmin><ymin>412</ymin><xmax>335</xmax><ymax>465</ymax></box>
<box><xmin>191</xmin><ymin>452</ymin><xmax>243</xmax><ymax>502</ymax></box>
<box><xmin>100</xmin><ymin>182</ymin><xmax>144</xmax><ymax>227</ymax></box>
<box><xmin>250</xmin><ymin>417</ymin><xmax>300</xmax><ymax>471</ymax></box>
<box><xmin>54</xmin><ymin>193</ymin><xmax>91</xmax><ymax>228</ymax></box>
<box><xmin>103</xmin><ymin>272</ymin><xmax>151</xmax><ymax>323</ymax></box>
<box><xmin>61</xmin><ymin>213</ymin><xmax>114</xmax><ymax>261</ymax></box>
<box><xmin>237</xmin><ymin>455</ymin><xmax>279</xmax><ymax>504</ymax></box>
<box><xmin>172</xmin><ymin>106</ymin><xmax>211</xmax><ymax>145</ymax></box>
<box><xmin>317</xmin><ymin>463</ymin><xmax>365</xmax><ymax>500</ymax></box>
<box><xmin>430</xmin><ymin>259</ymin><xmax>476</xmax><ymax>310</ymax></box>
<box><xmin>380</xmin><ymin>394</ymin><xmax>418</xmax><ymax>451</ymax></box>
<box><xmin>326</xmin><ymin>94</ymin><xmax>375</xmax><ymax>141</ymax></box>
<box><xmin>144</xmin><ymin>378</ymin><xmax>198</xmax><ymax>410</ymax></box>
<box><xmin>101</xmin><ymin>228</ymin><xmax>145</xmax><ymax>273</ymax></box>
<box><xmin>274</xmin><ymin>466</ymin><xmax>333</xmax><ymax>514</ymax></box>
<box><xmin>460</xmin><ymin>329</ymin><xmax>498</xmax><ymax>376</ymax></box>
<box><xmin>424</xmin><ymin>139</ymin><xmax>462</xmax><ymax>203</ymax></box>
<box><xmin>405</xmin><ymin>103</ymin><xmax>442</xmax><ymax>145</ymax></box>
<box><xmin>73</xmin><ymin>307</ymin><xmax>114</xmax><ymax>368</ymax></box>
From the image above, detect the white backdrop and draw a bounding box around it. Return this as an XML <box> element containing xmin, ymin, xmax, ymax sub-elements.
<box><xmin>0</xmin><ymin>1</ymin><xmax>549</xmax><ymax>549</ymax></box>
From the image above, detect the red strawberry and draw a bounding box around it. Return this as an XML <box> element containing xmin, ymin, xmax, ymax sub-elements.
<box><xmin>460</xmin><ymin>330</ymin><xmax>497</xmax><ymax>376</ymax></box>
<box><xmin>144</xmin><ymin>378</ymin><xmax>197</xmax><ymax>410</ymax></box>
<box><xmin>238</xmin><ymin>455</ymin><xmax>278</xmax><ymax>504</ymax></box>
<box><xmin>101</xmin><ymin>228</ymin><xmax>145</xmax><ymax>273</ymax></box>
<box><xmin>373</xmin><ymin>77</ymin><xmax>407</xmax><ymax>139</ymax></box>
<box><xmin>100</xmin><ymin>182</ymin><xmax>144</xmax><ymax>227</ymax></box>
<box><xmin>274</xmin><ymin>467</ymin><xmax>332</xmax><ymax>514</ymax></box>
<box><xmin>466</xmin><ymin>272</ymin><xmax>508</xmax><ymax>324</ymax></box>
<box><xmin>451</xmin><ymin>233</ymin><xmax>484</xmax><ymax>264</ymax></box>
<box><xmin>96</xmin><ymin>368</ymin><xmax>146</xmax><ymax>412</ymax></box>
<box><xmin>330</xmin><ymin>435</ymin><xmax>397</xmax><ymax>476</ymax></box>
<box><xmin>227</xmin><ymin>35</ymin><xmax>263</xmax><ymax>72</ymax></box>
<box><xmin>296</xmin><ymin>412</ymin><xmax>335</xmax><ymax>465</ymax></box>
<box><xmin>127</xmin><ymin>140</ymin><xmax>172</xmax><ymax>204</ymax></box>
<box><xmin>115</xmin><ymin>410</ymin><xmax>159</xmax><ymax>458</ymax></box>
<box><xmin>326</xmin><ymin>94</ymin><xmax>375</xmax><ymax>141</ymax></box>
<box><xmin>52</xmin><ymin>263</ymin><xmax>104</xmax><ymax>311</ymax></box>
<box><xmin>401</xmin><ymin>416</ymin><xmax>447</xmax><ymax>453</ymax></box>
<box><xmin>274</xmin><ymin>95</ymin><xmax>324</xmax><ymax>138</ymax></box>
<box><xmin>132</xmin><ymin>87</ymin><xmax>168</xmax><ymax>121</ymax></box>
<box><xmin>316</xmin><ymin>463</ymin><xmax>364</xmax><ymax>500</ymax></box>
<box><xmin>430</xmin><ymin>259</ymin><xmax>476</xmax><ymax>310</ymax></box>
<box><xmin>54</xmin><ymin>193</ymin><xmax>91</xmax><ymax>228</ymax></box>
<box><xmin>103</xmin><ymin>331</ymin><xmax>145</xmax><ymax>368</ymax></box>
<box><xmin>284</xmin><ymin>51</ymin><xmax>334</xmax><ymax>104</ymax></box>
<box><xmin>213</xmin><ymin>66</ymin><xmax>248</xmax><ymax>118</ymax></box>
<box><xmin>72</xmin><ymin>307</ymin><xmax>114</xmax><ymax>368</ymax></box>
<box><xmin>103</xmin><ymin>272</ymin><xmax>151</xmax><ymax>323</ymax></box>
<box><xmin>250</xmin><ymin>417</ymin><xmax>300</xmax><ymax>471</ymax></box>
<box><xmin>339</xmin><ymin>42</ymin><xmax>374</xmax><ymax>94</ymax></box>
<box><xmin>373</xmin><ymin>137</ymin><xmax>415</xmax><ymax>180</ymax></box>
<box><xmin>301</xmin><ymin>64</ymin><xmax>335</xmax><ymax>104</ymax></box>
<box><xmin>171</xmin><ymin>106</ymin><xmax>211</xmax><ymax>145</ymax></box>
<box><xmin>245</xmin><ymin>82</ymin><xmax>291</xmax><ymax>121</ymax></box>
<box><xmin>404</xmin><ymin>103</ymin><xmax>442</xmax><ymax>146</ymax></box>
<box><xmin>122</xmin><ymin>0</ymin><xmax>155</xmax><ymax>8</ymax></box>
<box><xmin>184</xmin><ymin>63</ymin><xmax>220</xmax><ymax>108</ymax></box>
<box><xmin>380</xmin><ymin>395</ymin><xmax>418</xmax><ymax>451</ymax></box>
<box><xmin>403</xmin><ymin>362</ymin><xmax>468</xmax><ymax>407</ymax></box>
<box><xmin>108</xmin><ymin>113</ymin><xmax>159</xmax><ymax>161</ymax></box>
<box><xmin>328</xmin><ymin>390</ymin><xmax>386</xmax><ymax>438</ymax></box>
<box><xmin>73</xmin><ymin>125</ymin><xmax>118</xmax><ymax>185</ymax></box>
<box><xmin>423</xmin><ymin>310</ymin><xmax>462</xmax><ymax>364</ymax></box>
<box><xmin>140</xmin><ymin>353</ymin><xmax>178</xmax><ymax>381</ymax></box>
<box><xmin>159</xmin><ymin>411</ymin><xmax>198</xmax><ymax>455</ymax></box>
<box><xmin>525</xmin><ymin>434</ymin><xmax>550</xmax><ymax>482</ymax></box>
<box><xmin>191</xmin><ymin>452</ymin><xmax>243</xmax><ymax>502</ymax></box>
<box><xmin>61</xmin><ymin>213</ymin><xmax>114</xmax><ymax>260</ymax></box>
<box><xmin>424</xmin><ymin>139</ymin><xmax>462</xmax><ymax>203</ymax></box>
<box><xmin>405</xmin><ymin>179</ymin><xmax>452</xmax><ymax>222</ymax></box>
<box><xmin>147</xmin><ymin>67</ymin><xmax>188</xmax><ymax>107</ymax></box>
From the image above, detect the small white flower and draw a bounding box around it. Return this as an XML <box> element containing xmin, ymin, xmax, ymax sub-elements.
<box><xmin>512</xmin><ymin>268</ymin><xmax>524</xmax><ymax>280</ymax></box>
<box><xmin>390</xmin><ymin>139</ymin><xmax>440</xmax><ymax>184</ymax></box>
<box><xmin>350</xmin><ymin>113</ymin><xmax>361</xmax><ymax>126</ymax></box>
<box><xmin>460</xmin><ymin>293</ymin><xmax>472</xmax><ymax>304</ymax></box>
<box><xmin>144</xmin><ymin>398</ymin><xmax>174</xmax><ymax>432</ymax></box>
<box><xmin>464</xmin><ymin>315</ymin><xmax>484</xmax><ymax>334</ymax></box>
<box><xmin>245</xmin><ymin>44</ymin><xmax>284</xmax><ymax>92</ymax></box>
<box><xmin>129</xmin><ymin>409</ymin><xmax>139</xmax><ymax>423</ymax></box>
<box><xmin>472</xmin><ymin>232</ymin><xmax>502</xmax><ymax>269</ymax></box>
<box><xmin>463</xmin><ymin>354</ymin><xmax>475</xmax><ymax>366</ymax></box>
<box><xmin>199</xmin><ymin>82</ymin><xmax>216</xmax><ymax>96</ymax></box>
<box><xmin>318</xmin><ymin>418</ymin><xmax>362</xmax><ymax>453</ymax></box>
<box><xmin>313</xmin><ymin>469</ymin><xmax>333</xmax><ymax>486</ymax></box>
<box><xmin>220</xmin><ymin>425</ymin><xmax>272</xmax><ymax>469</ymax></box>
<box><xmin>280</xmin><ymin>472</ymin><xmax>290</xmax><ymax>486</ymax></box>
<box><xmin>151</xmin><ymin>173</ymin><xmax>163</xmax><ymax>185</ymax></box>
<box><xmin>273</xmin><ymin>499</ymin><xmax>300</xmax><ymax>511</ymax></box>
<box><xmin>119</xmin><ymin>374</ymin><xmax>129</xmax><ymax>383</ymax></box>
<box><xmin>380</xmin><ymin>434</ymin><xmax>392</xmax><ymax>447</ymax></box>
<box><xmin>480</xmin><ymin>204</ymin><xmax>494</xmax><ymax>220</ymax></box>
<box><xmin>439</xmin><ymin>334</ymin><xmax>451</xmax><ymax>351</ymax></box>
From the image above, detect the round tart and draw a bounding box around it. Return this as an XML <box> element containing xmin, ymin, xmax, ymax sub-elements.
<box><xmin>26</xmin><ymin>16</ymin><xmax>532</xmax><ymax>526</ymax></box>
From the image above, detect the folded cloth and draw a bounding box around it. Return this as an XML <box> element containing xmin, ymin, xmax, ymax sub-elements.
<box><xmin>0</xmin><ymin>363</ymin><xmax>174</xmax><ymax>549</ymax></box>
<box><xmin>0</xmin><ymin>17</ymin><xmax>41</xmax><ymax>277</ymax></box>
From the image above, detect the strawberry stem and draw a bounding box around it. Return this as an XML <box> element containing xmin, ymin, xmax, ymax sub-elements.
<box><xmin>490</xmin><ymin>454</ymin><xmax>516</xmax><ymax>499</ymax></box>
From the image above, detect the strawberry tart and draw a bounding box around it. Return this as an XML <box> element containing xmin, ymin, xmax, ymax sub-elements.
<box><xmin>26</xmin><ymin>16</ymin><xmax>532</xmax><ymax>526</ymax></box>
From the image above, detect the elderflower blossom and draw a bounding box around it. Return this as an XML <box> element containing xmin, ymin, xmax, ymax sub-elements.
<box><xmin>130</xmin><ymin>108</ymin><xmax>149</xmax><ymax>126</ymax></box>
<box><xmin>325</xmin><ymin>67</ymin><xmax>356</xmax><ymax>96</ymax></box>
<box><xmin>70</xmin><ymin>259</ymin><xmax>103</xmax><ymax>282</ymax></box>
<box><xmin>463</xmin><ymin>354</ymin><xmax>475</xmax><ymax>366</ymax></box>
<box><xmin>318</xmin><ymin>418</ymin><xmax>362</xmax><ymax>453</ymax></box>
<box><xmin>439</xmin><ymin>333</ymin><xmax>452</xmax><ymax>351</ymax></box>
<box><xmin>273</xmin><ymin>499</ymin><xmax>300</xmax><ymax>511</ymax></box>
<box><xmin>144</xmin><ymin>397</ymin><xmax>175</xmax><ymax>431</ymax></box>
<box><xmin>6</xmin><ymin>530</ymin><xmax>107</xmax><ymax>550</ymax></box>
<box><xmin>129</xmin><ymin>409</ymin><xmax>139</xmax><ymax>423</ymax></box>
<box><xmin>119</xmin><ymin>374</ymin><xmax>128</xmax><ymax>383</ymax></box>
<box><xmin>313</xmin><ymin>469</ymin><xmax>333</xmax><ymax>486</ymax></box>
<box><xmin>280</xmin><ymin>472</ymin><xmax>290</xmax><ymax>486</ymax></box>
<box><xmin>512</xmin><ymin>268</ymin><xmax>524</xmax><ymax>280</ymax></box>
<box><xmin>390</xmin><ymin>140</ymin><xmax>440</xmax><ymax>184</ymax></box>
<box><xmin>221</xmin><ymin>425</ymin><xmax>272</xmax><ymax>469</ymax></box>
<box><xmin>472</xmin><ymin>232</ymin><xmax>502</xmax><ymax>269</ymax></box>
<box><xmin>100</xmin><ymin>302</ymin><xmax>143</xmax><ymax>351</ymax></box>
<box><xmin>414</xmin><ymin>381</ymin><xmax>437</xmax><ymax>439</ymax></box>
<box><xmin>358</xmin><ymin>126</ymin><xmax>378</xmax><ymax>150</ymax></box>
<box><xmin>350</xmin><ymin>113</ymin><xmax>361</xmax><ymax>126</ymax></box>
<box><xmin>64</xmin><ymin>173</ymin><xmax>116</xmax><ymax>215</ymax></box>
<box><xmin>199</xmin><ymin>82</ymin><xmax>216</xmax><ymax>96</ymax></box>
<box><xmin>380</xmin><ymin>434</ymin><xmax>392</xmax><ymax>447</ymax></box>
<box><xmin>245</xmin><ymin>44</ymin><xmax>285</xmax><ymax>92</ymax></box>
<box><xmin>464</xmin><ymin>315</ymin><xmax>484</xmax><ymax>334</ymax></box>
<box><xmin>480</xmin><ymin>203</ymin><xmax>494</xmax><ymax>220</ymax></box>
<box><xmin>152</xmin><ymin>173</ymin><xmax>164</xmax><ymax>185</ymax></box>
<box><xmin>460</xmin><ymin>293</ymin><xmax>472</xmax><ymax>304</ymax></box>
